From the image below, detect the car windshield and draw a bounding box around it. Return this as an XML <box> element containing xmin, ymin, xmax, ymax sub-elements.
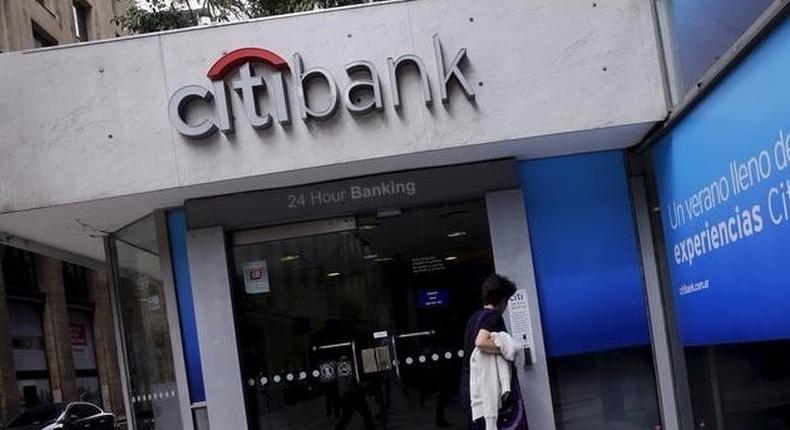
<box><xmin>7</xmin><ymin>403</ymin><xmax>66</xmax><ymax>426</ymax></box>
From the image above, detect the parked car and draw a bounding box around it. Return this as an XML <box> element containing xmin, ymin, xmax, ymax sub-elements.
<box><xmin>4</xmin><ymin>402</ymin><xmax>115</xmax><ymax>430</ymax></box>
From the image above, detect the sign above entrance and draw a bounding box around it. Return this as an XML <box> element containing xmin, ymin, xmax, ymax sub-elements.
<box><xmin>168</xmin><ymin>34</ymin><xmax>476</xmax><ymax>139</ymax></box>
<box><xmin>186</xmin><ymin>160</ymin><xmax>518</xmax><ymax>230</ymax></box>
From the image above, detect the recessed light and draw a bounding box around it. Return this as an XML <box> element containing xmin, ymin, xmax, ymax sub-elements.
<box><xmin>447</xmin><ymin>231</ymin><xmax>467</xmax><ymax>238</ymax></box>
<box><xmin>377</xmin><ymin>208</ymin><xmax>402</xmax><ymax>218</ymax></box>
<box><xmin>439</xmin><ymin>209</ymin><xmax>470</xmax><ymax>218</ymax></box>
<box><xmin>444</xmin><ymin>256</ymin><xmax>458</xmax><ymax>261</ymax></box>
<box><xmin>280</xmin><ymin>254</ymin><xmax>301</xmax><ymax>262</ymax></box>
<box><xmin>326</xmin><ymin>272</ymin><xmax>342</xmax><ymax>278</ymax></box>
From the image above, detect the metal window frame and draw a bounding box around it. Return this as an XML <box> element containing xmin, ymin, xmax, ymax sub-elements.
<box><xmin>103</xmin><ymin>236</ymin><xmax>135</xmax><ymax>430</ymax></box>
<box><xmin>651</xmin><ymin>0</ymin><xmax>686</xmax><ymax>106</ymax></box>
<box><xmin>628</xmin><ymin>165</ymin><xmax>696</xmax><ymax>430</ymax></box>
<box><xmin>104</xmin><ymin>211</ymin><xmax>197</xmax><ymax>430</ymax></box>
<box><xmin>71</xmin><ymin>0</ymin><xmax>91</xmax><ymax>42</ymax></box>
<box><xmin>638</xmin><ymin>0</ymin><xmax>790</xmax><ymax>154</ymax></box>
<box><xmin>631</xmin><ymin>3</ymin><xmax>790</xmax><ymax>427</ymax></box>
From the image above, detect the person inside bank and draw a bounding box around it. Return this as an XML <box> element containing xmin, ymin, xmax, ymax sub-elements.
<box><xmin>462</xmin><ymin>274</ymin><xmax>528</xmax><ymax>430</ymax></box>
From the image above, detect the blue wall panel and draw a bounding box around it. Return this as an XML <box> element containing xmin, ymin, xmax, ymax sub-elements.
<box><xmin>167</xmin><ymin>209</ymin><xmax>206</xmax><ymax>403</ymax></box>
<box><xmin>519</xmin><ymin>151</ymin><xmax>650</xmax><ymax>357</ymax></box>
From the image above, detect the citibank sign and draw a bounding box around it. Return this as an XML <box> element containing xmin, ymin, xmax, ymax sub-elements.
<box><xmin>167</xmin><ymin>35</ymin><xmax>475</xmax><ymax>139</ymax></box>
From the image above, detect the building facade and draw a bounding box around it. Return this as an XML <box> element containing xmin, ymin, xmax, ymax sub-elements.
<box><xmin>0</xmin><ymin>244</ymin><xmax>126</xmax><ymax>425</ymax></box>
<box><xmin>0</xmin><ymin>0</ymin><xmax>788</xmax><ymax>429</ymax></box>
<box><xmin>0</xmin><ymin>0</ymin><xmax>128</xmax><ymax>53</ymax></box>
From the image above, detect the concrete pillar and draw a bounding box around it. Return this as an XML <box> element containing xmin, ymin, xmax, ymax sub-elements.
<box><xmin>36</xmin><ymin>255</ymin><xmax>77</xmax><ymax>403</ymax></box>
<box><xmin>87</xmin><ymin>269</ymin><xmax>125</xmax><ymax>417</ymax></box>
<box><xmin>0</xmin><ymin>248</ymin><xmax>20</xmax><ymax>425</ymax></box>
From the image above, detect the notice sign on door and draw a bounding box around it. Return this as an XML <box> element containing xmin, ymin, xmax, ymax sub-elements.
<box><xmin>411</xmin><ymin>256</ymin><xmax>445</xmax><ymax>274</ymax></box>
<box><xmin>242</xmin><ymin>260</ymin><xmax>270</xmax><ymax>294</ymax></box>
<box><xmin>508</xmin><ymin>289</ymin><xmax>535</xmax><ymax>362</ymax></box>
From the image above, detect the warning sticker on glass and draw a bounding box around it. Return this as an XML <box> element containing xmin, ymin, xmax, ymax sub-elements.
<box><xmin>242</xmin><ymin>260</ymin><xmax>270</xmax><ymax>294</ymax></box>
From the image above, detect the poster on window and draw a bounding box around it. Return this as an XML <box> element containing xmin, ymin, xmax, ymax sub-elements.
<box><xmin>652</xmin><ymin>19</ymin><xmax>790</xmax><ymax>346</ymax></box>
<box><xmin>69</xmin><ymin>311</ymin><xmax>97</xmax><ymax>370</ymax></box>
<box><xmin>242</xmin><ymin>260</ymin><xmax>271</xmax><ymax>294</ymax></box>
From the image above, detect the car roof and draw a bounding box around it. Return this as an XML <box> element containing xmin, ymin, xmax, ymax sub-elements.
<box><xmin>67</xmin><ymin>402</ymin><xmax>102</xmax><ymax>409</ymax></box>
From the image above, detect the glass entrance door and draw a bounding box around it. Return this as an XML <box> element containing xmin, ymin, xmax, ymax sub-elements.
<box><xmin>231</xmin><ymin>200</ymin><xmax>494</xmax><ymax>430</ymax></box>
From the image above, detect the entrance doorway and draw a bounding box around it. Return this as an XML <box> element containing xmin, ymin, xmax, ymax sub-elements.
<box><xmin>231</xmin><ymin>200</ymin><xmax>494</xmax><ymax>430</ymax></box>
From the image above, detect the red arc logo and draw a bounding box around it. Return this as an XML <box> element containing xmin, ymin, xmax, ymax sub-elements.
<box><xmin>207</xmin><ymin>47</ymin><xmax>290</xmax><ymax>80</ymax></box>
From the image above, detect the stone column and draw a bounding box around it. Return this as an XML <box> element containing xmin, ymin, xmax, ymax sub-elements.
<box><xmin>87</xmin><ymin>269</ymin><xmax>125</xmax><ymax>417</ymax></box>
<box><xmin>0</xmin><ymin>248</ymin><xmax>20</xmax><ymax>424</ymax></box>
<box><xmin>37</xmin><ymin>255</ymin><xmax>77</xmax><ymax>403</ymax></box>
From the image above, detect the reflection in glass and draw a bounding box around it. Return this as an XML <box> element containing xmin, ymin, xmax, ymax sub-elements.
<box><xmin>519</xmin><ymin>153</ymin><xmax>662</xmax><ymax>430</ymax></box>
<box><xmin>112</xmin><ymin>215</ymin><xmax>182</xmax><ymax>430</ymax></box>
<box><xmin>8</xmin><ymin>302</ymin><xmax>51</xmax><ymax>408</ymax></box>
<box><xmin>232</xmin><ymin>201</ymin><xmax>494</xmax><ymax>430</ymax></box>
<box><xmin>684</xmin><ymin>342</ymin><xmax>790</xmax><ymax>429</ymax></box>
<box><xmin>69</xmin><ymin>310</ymin><xmax>101</xmax><ymax>406</ymax></box>
<box><xmin>668</xmin><ymin>0</ymin><xmax>773</xmax><ymax>96</ymax></box>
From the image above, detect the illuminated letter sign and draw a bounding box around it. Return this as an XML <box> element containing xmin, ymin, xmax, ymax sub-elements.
<box><xmin>167</xmin><ymin>35</ymin><xmax>474</xmax><ymax>139</ymax></box>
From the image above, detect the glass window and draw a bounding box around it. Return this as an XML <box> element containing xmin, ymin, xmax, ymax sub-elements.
<box><xmin>69</xmin><ymin>310</ymin><xmax>102</xmax><ymax>406</ymax></box>
<box><xmin>1</xmin><ymin>246</ymin><xmax>38</xmax><ymax>292</ymax></box>
<box><xmin>650</xmin><ymin>15</ymin><xmax>790</xmax><ymax>428</ymax></box>
<box><xmin>232</xmin><ymin>201</ymin><xmax>494</xmax><ymax>430</ymax></box>
<box><xmin>32</xmin><ymin>24</ymin><xmax>57</xmax><ymax>49</ymax></box>
<box><xmin>519</xmin><ymin>153</ymin><xmax>661</xmax><ymax>430</ymax></box>
<box><xmin>63</xmin><ymin>262</ymin><xmax>89</xmax><ymax>299</ymax></box>
<box><xmin>72</xmin><ymin>1</ymin><xmax>90</xmax><ymax>41</ymax></box>
<box><xmin>17</xmin><ymin>380</ymin><xmax>52</xmax><ymax>408</ymax></box>
<box><xmin>111</xmin><ymin>214</ymin><xmax>183</xmax><ymax>430</ymax></box>
<box><xmin>8</xmin><ymin>302</ymin><xmax>51</xmax><ymax>407</ymax></box>
<box><xmin>68</xmin><ymin>403</ymin><xmax>100</xmax><ymax>419</ymax></box>
<box><xmin>667</xmin><ymin>0</ymin><xmax>773</xmax><ymax>96</ymax></box>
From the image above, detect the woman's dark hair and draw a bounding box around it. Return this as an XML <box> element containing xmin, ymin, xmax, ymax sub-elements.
<box><xmin>481</xmin><ymin>274</ymin><xmax>517</xmax><ymax>306</ymax></box>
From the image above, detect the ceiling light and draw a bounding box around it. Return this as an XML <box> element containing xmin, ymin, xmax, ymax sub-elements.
<box><xmin>377</xmin><ymin>208</ymin><xmax>402</xmax><ymax>218</ymax></box>
<box><xmin>444</xmin><ymin>256</ymin><xmax>458</xmax><ymax>261</ymax></box>
<box><xmin>326</xmin><ymin>272</ymin><xmax>342</xmax><ymax>278</ymax></box>
<box><xmin>439</xmin><ymin>209</ymin><xmax>470</xmax><ymax>218</ymax></box>
<box><xmin>363</xmin><ymin>254</ymin><xmax>379</xmax><ymax>260</ymax></box>
<box><xmin>374</xmin><ymin>257</ymin><xmax>393</xmax><ymax>263</ymax></box>
<box><xmin>447</xmin><ymin>231</ymin><xmax>467</xmax><ymax>238</ymax></box>
<box><xmin>280</xmin><ymin>254</ymin><xmax>301</xmax><ymax>262</ymax></box>
<box><xmin>358</xmin><ymin>224</ymin><xmax>379</xmax><ymax>231</ymax></box>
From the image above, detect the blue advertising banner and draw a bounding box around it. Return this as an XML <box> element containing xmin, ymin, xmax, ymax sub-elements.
<box><xmin>520</xmin><ymin>152</ymin><xmax>650</xmax><ymax>357</ymax></box>
<box><xmin>652</xmin><ymin>18</ymin><xmax>790</xmax><ymax>346</ymax></box>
